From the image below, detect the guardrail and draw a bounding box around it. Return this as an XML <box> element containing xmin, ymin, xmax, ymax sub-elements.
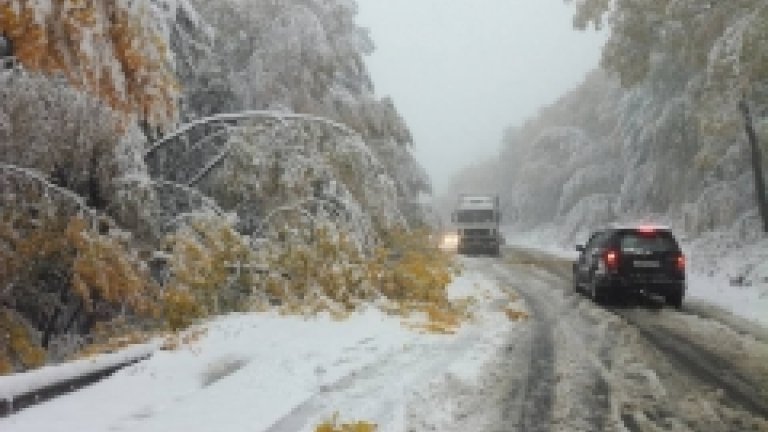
<box><xmin>0</xmin><ymin>342</ymin><xmax>157</xmax><ymax>418</ymax></box>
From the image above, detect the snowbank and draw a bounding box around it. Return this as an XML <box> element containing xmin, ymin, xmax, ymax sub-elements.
<box><xmin>684</xmin><ymin>234</ymin><xmax>768</xmax><ymax>326</ymax></box>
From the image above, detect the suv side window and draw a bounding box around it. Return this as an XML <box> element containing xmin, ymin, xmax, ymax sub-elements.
<box><xmin>585</xmin><ymin>231</ymin><xmax>605</xmax><ymax>252</ymax></box>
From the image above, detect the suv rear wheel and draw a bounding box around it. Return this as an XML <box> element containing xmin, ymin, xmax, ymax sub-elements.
<box><xmin>666</xmin><ymin>291</ymin><xmax>683</xmax><ymax>310</ymax></box>
<box><xmin>591</xmin><ymin>282</ymin><xmax>608</xmax><ymax>305</ymax></box>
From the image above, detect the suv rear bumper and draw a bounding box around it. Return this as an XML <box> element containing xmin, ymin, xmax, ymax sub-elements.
<box><xmin>595</xmin><ymin>274</ymin><xmax>685</xmax><ymax>296</ymax></box>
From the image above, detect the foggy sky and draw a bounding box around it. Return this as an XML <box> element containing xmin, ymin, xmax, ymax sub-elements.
<box><xmin>355</xmin><ymin>0</ymin><xmax>606</xmax><ymax>194</ymax></box>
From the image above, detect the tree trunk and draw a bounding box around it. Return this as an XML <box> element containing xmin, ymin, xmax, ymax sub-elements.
<box><xmin>42</xmin><ymin>308</ymin><xmax>61</xmax><ymax>349</ymax></box>
<box><xmin>740</xmin><ymin>96</ymin><xmax>768</xmax><ymax>233</ymax></box>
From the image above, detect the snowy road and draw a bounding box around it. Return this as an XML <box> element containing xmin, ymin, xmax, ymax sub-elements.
<box><xmin>2</xmin><ymin>248</ymin><xmax>767</xmax><ymax>432</ymax></box>
<box><xmin>495</xmin><ymin>247</ymin><xmax>768</xmax><ymax>432</ymax></box>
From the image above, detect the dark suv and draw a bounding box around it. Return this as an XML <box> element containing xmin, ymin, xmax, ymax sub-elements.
<box><xmin>572</xmin><ymin>226</ymin><xmax>686</xmax><ymax>308</ymax></box>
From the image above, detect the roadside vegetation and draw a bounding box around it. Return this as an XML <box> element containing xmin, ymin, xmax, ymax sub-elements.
<box><xmin>315</xmin><ymin>413</ymin><xmax>377</xmax><ymax>432</ymax></box>
<box><xmin>0</xmin><ymin>195</ymin><xmax>459</xmax><ymax>375</ymax></box>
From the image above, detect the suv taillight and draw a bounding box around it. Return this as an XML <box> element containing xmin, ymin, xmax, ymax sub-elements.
<box><xmin>676</xmin><ymin>254</ymin><xmax>685</xmax><ymax>272</ymax></box>
<box><xmin>604</xmin><ymin>250</ymin><xmax>619</xmax><ymax>271</ymax></box>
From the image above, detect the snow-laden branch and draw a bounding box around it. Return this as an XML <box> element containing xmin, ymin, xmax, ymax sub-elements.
<box><xmin>147</xmin><ymin>179</ymin><xmax>225</xmax><ymax>216</ymax></box>
<box><xmin>145</xmin><ymin>110</ymin><xmax>360</xmax><ymax>158</ymax></box>
<box><xmin>0</xmin><ymin>163</ymin><xmax>93</xmax><ymax>216</ymax></box>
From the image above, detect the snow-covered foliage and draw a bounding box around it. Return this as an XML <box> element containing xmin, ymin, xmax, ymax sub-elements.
<box><xmin>179</xmin><ymin>0</ymin><xmax>413</xmax><ymax>143</ymax></box>
<box><xmin>0</xmin><ymin>0</ymin><xmax>179</xmax><ymax>130</ymax></box>
<box><xmin>0</xmin><ymin>208</ymin><xmax>157</xmax><ymax>371</ymax></box>
<box><xmin>155</xmin><ymin>0</ymin><xmax>430</xmax><ymax>230</ymax></box>
<box><xmin>0</xmin><ymin>70</ymin><xmax>147</xmax><ymax>210</ymax></box>
<box><xmin>162</xmin><ymin>214</ymin><xmax>253</xmax><ymax>330</ymax></box>
<box><xmin>172</xmin><ymin>0</ymin><xmax>428</xmax><ymax>205</ymax></box>
<box><xmin>220</xmin><ymin>126</ymin><xmax>401</xmax><ymax>245</ymax></box>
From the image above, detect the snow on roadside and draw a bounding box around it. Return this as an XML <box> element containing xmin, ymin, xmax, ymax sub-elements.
<box><xmin>403</xmin><ymin>261</ymin><xmax>525</xmax><ymax>432</ymax></box>
<box><xmin>0</xmin><ymin>310</ymin><xmax>409</xmax><ymax>432</ymax></box>
<box><xmin>683</xmin><ymin>234</ymin><xmax>768</xmax><ymax>327</ymax></box>
<box><xmin>0</xmin><ymin>261</ymin><xmax>522</xmax><ymax>432</ymax></box>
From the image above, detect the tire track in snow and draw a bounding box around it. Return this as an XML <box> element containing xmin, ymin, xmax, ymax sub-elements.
<box><xmin>615</xmin><ymin>309</ymin><xmax>768</xmax><ymax>420</ymax></box>
<box><xmin>496</xmin><ymin>249</ymin><xmax>621</xmax><ymax>432</ymax></box>
<box><xmin>490</xmin><ymin>260</ymin><xmax>556</xmax><ymax>432</ymax></box>
<box><xmin>262</xmin><ymin>326</ymin><xmax>485</xmax><ymax>432</ymax></box>
<box><xmin>515</xmin><ymin>287</ymin><xmax>555</xmax><ymax>432</ymax></box>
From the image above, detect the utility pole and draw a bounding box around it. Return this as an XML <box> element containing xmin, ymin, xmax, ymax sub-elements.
<box><xmin>739</xmin><ymin>95</ymin><xmax>768</xmax><ymax>233</ymax></box>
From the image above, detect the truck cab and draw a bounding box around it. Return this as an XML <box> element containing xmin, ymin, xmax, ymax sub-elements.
<box><xmin>452</xmin><ymin>195</ymin><xmax>502</xmax><ymax>256</ymax></box>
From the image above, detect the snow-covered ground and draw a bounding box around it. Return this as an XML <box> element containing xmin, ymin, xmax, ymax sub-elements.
<box><xmin>0</xmin><ymin>266</ymin><xmax>523</xmax><ymax>432</ymax></box>
<box><xmin>684</xmin><ymin>232</ymin><xmax>768</xmax><ymax>327</ymax></box>
<box><xmin>502</xmin><ymin>226</ymin><xmax>768</xmax><ymax>328</ymax></box>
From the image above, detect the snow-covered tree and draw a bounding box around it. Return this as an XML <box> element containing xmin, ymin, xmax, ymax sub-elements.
<box><xmin>177</xmin><ymin>0</ymin><xmax>429</xmax><ymax>214</ymax></box>
<box><xmin>449</xmin><ymin>2</ymin><xmax>767</xmax><ymax>242</ymax></box>
<box><xmin>564</xmin><ymin>0</ymin><xmax>768</xmax><ymax>232</ymax></box>
<box><xmin>0</xmin><ymin>0</ymin><xmax>180</xmax><ymax>130</ymax></box>
<box><xmin>0</xmin><ymin>71</ymin><xmax>147</xmax><ymax>210</ymax></box>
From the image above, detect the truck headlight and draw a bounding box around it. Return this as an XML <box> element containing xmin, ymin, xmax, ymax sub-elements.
<box><xmin>440</xmin><ymin>233</ymin><xmax>460</xmax><ymax>250</ymax></box>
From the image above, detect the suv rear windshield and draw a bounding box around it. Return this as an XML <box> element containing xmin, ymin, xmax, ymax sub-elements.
<box><xmin>619</xmin><ymin>231</ymin><xmax>678</xmax><ymax>253</ymax></box>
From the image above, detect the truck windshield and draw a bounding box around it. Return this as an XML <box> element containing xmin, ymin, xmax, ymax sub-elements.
<box><xmin>456</xmin><ymin>210</ymin><xmax>494</xmax><ymax>223</ymax></box>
